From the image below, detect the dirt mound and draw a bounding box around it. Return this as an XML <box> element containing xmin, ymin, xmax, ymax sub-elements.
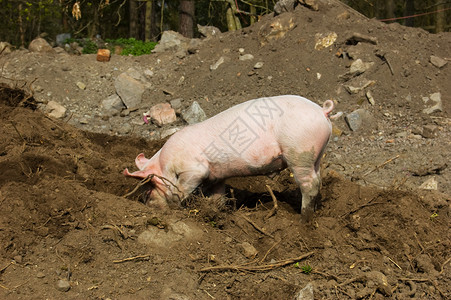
<box><xmin>0</xmin><ymin>2</ymin><xmax>450</xmax><ymax>299</ymax></box>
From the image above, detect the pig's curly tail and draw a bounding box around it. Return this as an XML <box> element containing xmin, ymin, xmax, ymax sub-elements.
<box><xmin>322</xmin><ymin>100</ymin><xmax>342</xmax><ymax>120</ymax></box>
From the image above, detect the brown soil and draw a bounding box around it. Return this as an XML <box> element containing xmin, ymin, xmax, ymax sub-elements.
<box><xmin>0</xmin><ymin>2</ymin><xmax>450</xmax><ymax>299</ymax></box>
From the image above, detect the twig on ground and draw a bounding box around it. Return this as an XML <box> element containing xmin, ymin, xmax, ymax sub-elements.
<box><xmin>113</xmin><ymin>254</ymin><xmax>151</xmax><ymax>263</ymax></box>
<box><xmin>439</xmin><ymin>256</ymin><xmax>450</xmax><ymax>274</ymax></box>
<box><xmin>340</xmin><ymin>198</ymin><xmax>385</xmax><ymax>218</ymax></box>
<box><xmin>10</xmin><ymin>121</ymin><xmax>26</xmax><ymax>142</ymax></box>
<box><xmin>363</xmin><ymin>155</ymin><xmax>400</xmax><ymax>177</ymax></box>
<box><xmin>200</xmin><ymin>251</ymin><xmax>314</xmax><ymax>272</ymax></box>
<box><xmin>387</xmin><ymin>256</ymin><xmax>402</xmax><ymax>270</ymax></box>
<box><xmin>264</xmin><ymin>185</ymin><xmax>279</xmax><ymax>219</ymax></box>
<box><xmin>260</xmin><ymin>240</ymin><xmax>281</xmax><ymax>263</ymax></box>
<box><xmin>239</xmin><ymin>213</ymin><xmax>274</xmax><ymax>239</ymax></box>
<box><xmin>0</xmin><ymin>262</ymin><xmax>12</xmax><ymax>274</ymax></box>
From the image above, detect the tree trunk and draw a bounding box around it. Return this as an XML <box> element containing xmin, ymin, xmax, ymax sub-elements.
<box><xmin>435</xmin><ymin>2</ymin><xmax>445</xmax><ymax>33</ymax></box>
<box><xmin>250</xmin><ymin>4</ymin><xmax>256</xmax><ymax>25</ymax></box>
<box><xmin>145</xmin><ymin>0</ymin><xmax>153</xmax><ymax>41</ymax></box>
<box><xmin>179</xmin><ymin>0</ymin><xmax>195</xmax><ymax>38</ymax></box>
<box><xmin>384</xmin><ymin>0</ymin><xmax>395</xmax><ymax>21</ymax></box>
<box><xmin>129</xmin><ymin>0</ymin><xmax>139</xmax><ymax>38</ymax></box>
<box><xmin>404</xmin><ymin>0</ymin><xmax>415</xmax><ymax>27</ymax></box>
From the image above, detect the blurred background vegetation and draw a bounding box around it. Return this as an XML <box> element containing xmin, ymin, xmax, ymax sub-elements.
<box><xmin>0</xmin><ymin>0</ymin><xmax>449</xmax><ymax>49</ymax></box>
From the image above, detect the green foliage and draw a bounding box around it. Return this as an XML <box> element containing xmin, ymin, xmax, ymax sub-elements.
<box><xmin>294</xmin><ymin>262</ymin><xmax>313</xmax><ymax>274</ymax></box>
<box><xmin>106</xmin><ymin>38</ymin><xmax>157</xmax><ymax>56</ymax></box>
<box><xmin>81</xmin><ymin>39</ymin><xmax>98</xmax><ymax>54</ymax></box>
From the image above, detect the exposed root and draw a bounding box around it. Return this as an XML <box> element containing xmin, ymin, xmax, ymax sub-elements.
<box><xmin>200</xmin><ymin>251</ymin><xmax>314</xmax><ymax>272</ymax></box>
<box><xmin>239</xmin><ymin>213</ymin><xmax>274</xmax><ymax>239</ymax></box>
<box><xmin>113</xmin><ymin>254</ymin><xmax>151</xmax><ymax>264</ymax></box>
<box><xmin>264</xmin><ymin>184</ymin><xmax>279</xmax><ymax>220</ymax></box>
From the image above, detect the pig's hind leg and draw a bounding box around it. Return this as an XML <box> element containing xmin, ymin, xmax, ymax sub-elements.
<box><xmin>284</xmin><ymin>149</ymin><xmax>321</xmax><ymax>222</ymax></box>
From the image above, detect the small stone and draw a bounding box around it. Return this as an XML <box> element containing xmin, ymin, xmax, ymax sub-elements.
<box><xmin>96</xmin><ymin>49</ymin><xmax>111</xmax><ymax>62</ymax></box>
<box><xmin>13</xmin><ymin>255</ymin><xmax>23</xmax><ymax>264</ymax></box>
<box><xmin>182</xmin><ymin>101</ymin><xmax>207</xmax><ymax>125</ymax></box>
<box><xmin>37</xmin><ymin>272</ymin><xmax>46</xmax><ymax>278</ymax></box>
<box><xmin>238</xmin><ymin>48</ymin><xmax>245</xmax><ymax>54</ymax></box>
<box><xmin>240</xmin><ymin>242</ymin><xmax>258</xmax><ymax>258</ymax></box>
<box><xmin>366</xmin><ymin>271</ymin><xmax>391</xmax><ymax>296</ymax></box>
<box><xmin>429</xmin><ymin>55</ymin><xmax>447</xmax><ymax>68</ymax></box>
<box><xmin>344</xmin><ymin>78</ymin><xmax>376</xmax><ymax>94</ymax></box>
<box><xmin>239</xmin><ymin>54</ymin><xmax>254</xmax><ymax>61</ymax></box>
<box><xmin>345</xmin><ymin>109</ymin><xmax>375</xmax><ymax>131</ymax></box>
<box><xmin>170</xmin><ymin>98</ymin><xmax>183</xmax><ymax>114</ymax></box>
<box><xmin>56</xmin><ymin>279</ymin><xmax>71</xmax><ymax>292</ymax></box>
<box><xmin>254</xmin><ymin>62</ymin><xmax>264</xmax><ymax>69</ymax></box>
<box><xmin>45</xmin><ymin>101</ymin><xmax>67</xmax><ymax>119</ymax></box>
<box><xmin>29</xmin><ymin>38</ymin><xmax>53</xmax><ymax>52</ymax></box>
<box><xmin>421</xmin><ymin>125</ymin><xmax>438</xmax><ymax>138</ymax></box>
<box><xmin>295</xmin><ymin>282</ymin><xmax>314</xmax><ymax>300</ymax></box>
<box><xmin>350</xmin><ymin>59</ymin><xmax>374</xmax><ymax>75</ymax></box>
<box><xmin>149</xmin><ymin>103</ymin><xmax>177</xmax><ymax>126</ymax></box>
<box><xmin>366</xmin><ymin>90</ymin><xmax>375</xmax><ymax>105</ymax></box>
<box><xmin>423</xmin><ymin>92</ymin><xmax>443</xmax><ymax>114</ymax></box>
<box><xmin>161</xmin><ymin>127</ymin><xmax>180</xmax><ymax>139</ymax></box>
<box><xmin>76</xmin><ymin>81</ymin><xmax>86</xmax><ymax>90</ymax></box>
<box><xmin>210</xmin><ymin>56</ymin><xmax>225</xmax><ymax>71</ymax></box>
<box><xmin>419</xmin><ymin>177</ymin><xmax>438</xmax><ymax>190</ymax></box>
<box><xmin>144</xmin><ymin>69</ymin><xmax>154</xmax><ymax>78</ymax></box>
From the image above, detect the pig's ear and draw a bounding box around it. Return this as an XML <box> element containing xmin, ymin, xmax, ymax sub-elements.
<box><xmin>124</xmin><ymin>168</ymin><xmax>150</xmax><ymax>179</ymax></box>
<box><xmin>135</xmin><ymin>153</ymin><xmax>150</xmax><ymax>169</ymax></box>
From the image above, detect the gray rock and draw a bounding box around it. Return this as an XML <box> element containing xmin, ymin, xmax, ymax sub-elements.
<box><xmin>170</xmin><ymin>98</ymin><xmax>183</xmax><ymax>114</ymax></box>
<box><xmin>154</xmin><ymin>30</ymin><xmax>184</xmax><ymax>52</ymax></box>
<box><xmin>210</xmin><ymin>56</ymin><xmax>226</xmax><ymax>71</ymax></box>
<box><xmin>350</xmin><ymin>59</ymin><xmax>374</xmax><ymax>75</ymax></box>
<box><xmin>254</xmin><ymin>62</ymin><xmax>264</xmax><ymax>69</ymax></box>
<box><xmin>197</xmin><ymin>24</ymin><xmax>221</xmax><ymax>38</ymax></box>
<box><xmin>430</xmin><ymin>55</ymin><xmax>447</xmax><ymax>68</ymax></box>
<box><xmin>29</xmin><ymin>38</ymin><xmax>53</xmax><ymax>53</ymax></box>
<box><xmin>239</xmin><ymin>54</ymin><xmax>254</xmax><ymax>61</ymax></box>
<box><xmin>421</xmin><ymin>125</ymin><xmax>438</xmax><ymax>138</ymax></box>
<box><xmin>345</xmin><ymin>109</ymin><xmax>375</xmax><ymax>131</ymax></box>
<box><xmin>152</xmin><ymin>30</ymin><xmax>197</xmax><ymax>53</ymax></box>
<box><xmin>423</xmin><ymin>92</ymin><xmax>443</xmax><ymax>114</ymax></box>
<box><xmin>344</xmin><ymin>78</ymin><xmax>376</xmax><ymax>94</ymax></box>
<box><xmin>295</xmin><ymin>282</ymin><xmax>314</xmax><ymax>300</ymax></box>
<box><xmin>56</xmin><ymin>279</ymin><xmax>71</xmax><ymax>292</ymax></box>
<box><xmin>117</xmin><ymin>123</ymin><xmax>132</xmax><ymax>135</ymax></box>
<box><xmin>114</xmin><ymin>71</ymin><xmax>146</xmax><ymax>109</ymax></box>
<box><xmin>182</xmin><ymin>101</ymin><xmax>207</xmax><ymax>124</ymax></box>
<box><xmin>56</xmin><ymin>33</ymin><xmax>71</xmax><ymax>47</ymax></box>
<box><xmin>274</xmin><ymin>0</ymin><xmax>298</xmax><ymax>15</ymax></box>
<box><xmin>101</xmin><ymin>94</ymin><xmax>125</xmax><ymax>114</ymax></box>
<box><xmin>161</xmin><ymin>127</ymin><xmax>181</xmax><ymax>139</ymax></box>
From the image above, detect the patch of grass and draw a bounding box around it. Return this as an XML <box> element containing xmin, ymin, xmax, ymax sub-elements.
<box><xmin>294</xmin><ymin>262</ymin><xmax>313</xmax><ymax>274</ymax></box>
<box><xmin>106</xmin><ymin>38</ymin><xmax>157</xmax><ymax>56</ymax></box>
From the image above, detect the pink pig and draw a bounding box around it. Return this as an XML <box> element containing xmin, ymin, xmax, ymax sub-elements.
<box><xmin>124</xmin><ymin>95</ymin><xmax>335</xmax><ymax>221</ymax></box>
